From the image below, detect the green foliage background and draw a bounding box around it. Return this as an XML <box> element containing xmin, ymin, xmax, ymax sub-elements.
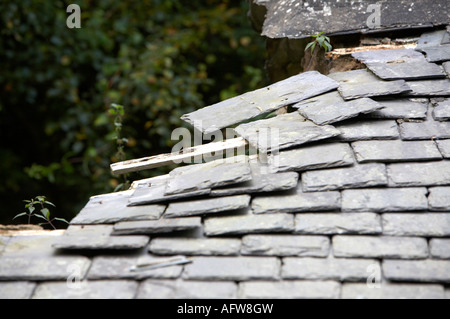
<box><xmin>0</xmin><ymin>0</ymin><xmax>267</xmax><ymax>225</ymax></box>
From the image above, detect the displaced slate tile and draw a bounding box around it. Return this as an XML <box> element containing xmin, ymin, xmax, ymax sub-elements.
<box><xmin>251</xmin><ymin>188</ymin><xmax>341</xmax><ymax>214</ymax></box>
<box><xmin>353</xmin><ymin>49</ymin><xmax>446</xmax><ymax>80</ymax></box>
<box><xmin>70</xmin><ymin>191</ymin><xmax>166</xmax><ymax>224</ymax></box>
<box><xmin>112</xmin><ymin>217</ymin><xmax>202</xmax><ymax>235</ymax></box>
<box><xmin>294</xmin><ymin>213</ymin><xmax>382</xmax><ymax>235</ymax></box>
<box><xmin>406</xmin><ymin>79</ymin><xmax>450</xmax><ymax>96</ymax></box>
<box><xmin>32</xmin><ymin>280</ymin><xmax>138</xmax><ymax>299</ymax></box>
<box><xmin>399</xmin><ymin>120</ymin><xmax>450</xmax><ymax>140</ymax></box>
<box><xmin>301</xmin><ymin>163</ymin><xmax>388</xmax><ymax>191</ymax></box>
<box><xmin>164</xmin><ymin>195</ymin><xmax>250</xmax><ymax>218</ymax></box>
<box><xmin>293</xmin><ymin>91</ymin><xmax>383</xmax><ymax>125</ymax></box>
<box><xmin>416</xmin><ymin>30</ymin><xmax>448</xmax><ymax>51</ymax></box>
<box><xmin>332</xmin><ymin>236</ymin><xmax>428</xmax><ymax>259</ymax></box>
<box><xmin>149</xmin><ymin>238</ymin><xmax>241</xmax><ymax>256</ymax></box>
<box><xmin>204</xmin><ymin>213</ymin><xmax>294</xmax><ymax>236</ymax></box>
<box><xmin>241</xmin><ymin>235</ymin><xmax>329</xmax><ymax>257</ymax></box>
<box><xmin>183</xmin><ymin>256</ymin><xmax>280</xmax><ymax>281</ymax></box>
<box><xmin>0</xmin><ymin>282</ymin><xmax>36</xmax><ymax>299</ymax></box>
<box><xmin>341</xmin><ymin>188</ymin><xmax>428</xmax><ymax>212</ymax></box>
<box><xmin>270</xmin><ymin>143</ymin><xmax>354</xmax><ymax>172</ymax></box>
<box><xmin>436</xmin><ymin>140</ymin><xmax>450</xmax><ymax>158</ymax></box>
<box><xmin>367</xmin><ymin>99</ymin><xmax>428</xmax><ymax>119</ymax></box>
<box><xmin>238</xmin><ymin>281</ymin><xmax>341</xmax><ymax>299</ymax></box>
<box><xmin>328</xmin><ymin>69</ymin><xmax>411</xmax><ymax>100</ymax></box>
<box><xmin>0</xmin><ymin>256</ymin><xmax>91</xmax><ymax>281</ymax></box>
<box><xmin>383</xmin><ymin>260</ymin><xmax>450</xmax><ymax>283</ymax></box>
<box><xmin>430</xmin><ymin>239</ymin><xmax>450</xmax><ymax>259</ymax></box>
<box><xmin>164</xmin><ymin>156</ymin><xmax>252</xmax><ymax>195</ymax></box>
<box><xmin>382</xmin><ymin>214</ymin><xmax>450</xmax><ymax>237</ymax></box>
<box><xmin>335</xmin><ymin>120</ymin><xmax>400</xmax><ymax>141</ymax></box>
<box><xmin>128</xmin><ymin>175</ymin><xmax>211</xmax><ymax>206</ymax></box>
<box><xmin>210</xmin><ymin>160</ymin><xmax>298</xmax><ymax>196</ymax></box>
<box><xmin>137</xmin><ymin>280</ymin><xmax>237</xmax><ymax>299</ymax></box>
<box><xmin>342</xmin><ymin>283</ymin><xmax>445</xmax><ymax>299</ymax></box>
<box><xmin>428</xmin><ymin>187</ymin><xmax>450</xmax><ymax>211</ymax></box>
<box><xmin>282</xmin><ymin>257</ymin><xmax>379</xmax><ymax>282</ymax></box>
<box><xmin>351</xmin><ymin>140</ymin><xmax>442</xmax><ymax>163</ymax></box>
<box><xmin>421</xmin><ymin>45</ymin><xmax>450</xmax><ymax>63</ymax></box>
<box><xmin>234</xmin><ymin>112</ymin><xmax>340</xmax><ymax>152</ymax></box>
<box><xmin>88</xmin><ymin>255</ymin><xmax>184</xmax><ymax>280</ymax></box>
<box><xmin>181</xmin><ymin>71</ymin><xmax>339</xmax><ymax>134</ymax></box>
<box><xmin>53</xmin><ymin>235</ymin><xmax>149</xmax><ymax>250</ymax></box>
<box><xmin>387</xmin><ymin>161</ymin><xmax>450</xmax><ymax>187</ymax></box>
<box><xmin>433</xmin><ymin>99</ymin><xmax>450</xmax><ymax>121</ymax></box>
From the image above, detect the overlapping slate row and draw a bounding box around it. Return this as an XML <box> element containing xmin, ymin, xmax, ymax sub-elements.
<box><xmin>366</xmin><ymin>99</ymin><xmax>428</xmax><ymax>119</ymax></box>
<box><xmin>334</xmin><ymin>120</ymin><xmax>400</xmax><ymax>141</ymax></box>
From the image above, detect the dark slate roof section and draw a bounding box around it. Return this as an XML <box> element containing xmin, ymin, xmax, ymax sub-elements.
<box><xmin>258</xmin><ymin>0</ymin><xmax>450</xmax><ymax>39</ymax></box>
<box><xmin>2</xmin><ymin>41</ymin><xmax>450</xmax><ymax>299</ymax></box>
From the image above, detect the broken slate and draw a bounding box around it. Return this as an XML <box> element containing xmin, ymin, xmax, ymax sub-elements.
<box><xmin>293</xmin><ymin>91</ymin><xmax>384</xmax><ymax>125</ymax></box>
<box><xmin>234</xmin><ymin>112</ymin><xmax>340</xmax><ymax>152</ymax></box>
<box><xmin>181</xmin><ymin>71</ymin><xmax>338</xmax><ymax>134</ymax></box>
<box><xmin>328</xmin><ymin>69</ymin><xmax>411</xmax><ymax>100</ymax></box>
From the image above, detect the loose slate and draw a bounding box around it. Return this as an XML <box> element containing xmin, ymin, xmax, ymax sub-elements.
<box><xmin>164</xmin><ymin>156</ymin><xmax>252</xmax><ymax>195</ymax></box>
<box><xmin>293</xmin><ymin>91</ymin><xmax>384</xmax><ymax>125</ymax></box>
<box><xmin>352</xmin><ymin>49</ymin><xmax>446</xmax><ymax>80</ymax></box>
<box><xmin>112</xmin><ymin>217</ymin><xmax>202</xmax><ymax>235</ymax></box>
<box><xmin>234</xmin><ymin>112</ymin><xmax>340</xmax><ymax>152</ymax></box>
<box><xmin>70</xmin><ymin>191</ymin><xmax>166</xmax><ymax>224</ymax></box>
<box><xmin>163</xmin><ymin>195</ymin><xmax>251</xmax><ymax>218</ymax></box>
<box><xmin>367</xmin><ymin>99</ymin><xmax>428</xmax><ymax>119</ymax></box>
<box><xmin>328</xmin><ymin>70</ymin><xmax>411</xmax><ymax>100</ymax></box>
<box><xmin>433</xmin><ymin>99</ymin><xmax>450</xmax><ymax>121</ymax></box>
<box><xmin>181</xmin><ymin>71</ymin><xmax>338</xmax><ymax>134</ymax></box>
<box><xmin>421</xmin><ymin>45</ymin><xmax>450</xmax><ymax>63</ymax></box>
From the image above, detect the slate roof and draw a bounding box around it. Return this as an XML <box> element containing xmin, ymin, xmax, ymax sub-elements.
<box><xmin>2</xmin><ymin>30</ymin><xmax>450</xmax><ymax>299</ymax></box>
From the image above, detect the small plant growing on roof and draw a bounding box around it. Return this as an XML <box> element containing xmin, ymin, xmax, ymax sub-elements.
<box><xmin>305</xmin><ymin>31</ymin><xmax>333</xmax><ymax>54</ymax></box>
<box><xmin>13</xmin><ymin>196</ymin><xmax>68</xmax><ymax>229</ymax></box>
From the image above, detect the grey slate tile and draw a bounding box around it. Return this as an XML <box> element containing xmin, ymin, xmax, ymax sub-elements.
<box><xmin>399</xmin><ymin>120</ymin><xmax>450</xmax><ymax>140</ymax></box>
<box><xmin>328</xmin><ymin>69</ymin><xmax>411</xmax><ymax>100</ymax></box>
<box><xmin>128</xmin><ymin>175</ymin><xmax>211</xmax><ymax>206</ymax></box>
<box><xmin>241</xmin><ymin>235</ymin><xmax>329</xmax><ymax>257</ymax></box>
<box><xmin>164</xmin><ymin>156</ymin><xmax>252</xmax><ymax>195</ymax></box>
<box><xmin>53</xmin><ymin>234</ymin><xmax>149</xmax><ymax>250</ymax></box>
<box><xmin>444</xmin><ymin>62</ymin><xmax>450</xmax><ymax>76</ymax></box>
<box><xmin>301</xmin><ymin>163</ymin><xmax>388</xmax><ymax>191</ymax></box>
<box><xmin>294</xmin><ymin>213</ymin><xmax>382</xmax><ymax>235</ymax></box>
<box><xmin>0</xmin><ymin>236</ymin><xmax>10</xmax><ymax>255</ymax></box>
<box><xmin>70</xmin><ymin>190</ymin><xmax>166</xmax><ymax>224</ymax></box>
<box><xmin>112</xmin><ymin>217</ymin><xmax>202</xmax><ymax>235</ymax></box>
<box><xmin>436</xmin><ymin>140</ymin><xmax>450</xmax><ymax>158</ymax></box>
<box><xmin>238</xmin><ymin>281</ymin><xmax>341</xmax><ymax>299</ymax></box>
<box><xmin>293</xmin><ymin>91</ymin><xmax>384</xmax><ymax>125</ymax></box>
<box><xmin>387</xmin><ymin>161</ymin><xmax>450</xmax><ymax>187</ymax></box>
<box><xmin>382</xmin><ymin>213</ymin><xmax>450</xmax><ymax>237</ymax></box>
<box><xmin>430</xmin><ymin>239</ymin><xmax>450</xmax><ymax>259</ymax></box>
<box><xmin>332</xmin><ymin>236</ymin><xmax>429</xmax><ymax>259</ymax></box>
<box><xmin>351</xmin><ymin>140</ymin><xmax>442</xmax><ymax>163</ymax></box>
<box><xmin>353</xmin><ymin>49</ymin><xmax>446</xmax><ymax>80</ymax></box>
<box><xmin>342</xmin><ymin>283</ymin><xmax>445</xmax><ymax>299</ymax></box>
<box><xmin>335</xmin><ymin>120</ymin><xmax>400</xmax><ymax>141</ymax></box>
<box><xmin>367</xmin><ymin>99</ymin><xmax>428</xmax><ymax>119</ymax></box>
<box><xmin>210</xmin><ymin>160</ymin><xmax>298</xmax><ymax>196</ymax></box>
<box><xmin>164</xmin><ymin>195</ymin><xmax>250</xmax><ymax>218</ymax></box>
<box><xmin>0</xmin><ymin>282</ymin><xmax>36</xmax><ymax>299</ymax></box>
<box><xmin>137</xmin><ymin>280</ymin><xmax>237</xmax><ymax>299</ymax></box>
<box><xmin>234</xmin><ymin>113</ymin><xmax>340</xmax><ymax>153</ymax></box>
<box><xmin>251</xmin><ymin>188</ymin><xmax>341</xmax><ymax>214</ymax></box>
<box><xmin>383</xmin><ymin>260</ymin><xmax>450</xmax><ymax>283</ymax></box>
<box><xmin>421</xmin><ymin>45</ymin><xmax>450</xmax><ymax>63</ymax></box>
<box><xmin>270</xmin><ymin>142</ymin><xmax>354</xmax><ymax>172</ymax></box>
<box><xmin>282</xmin><ymin>257</ymin><xmax>380</xmax><ymax>282</ymax></box>
<box><xmin>428</xmin><ymin>187</ymin><xmax>450</xmax><ymax>211</ymax></box>
<box><xmin>182</xmin><ymin>256</ymin><xmax>281</xmax><ymax>281</ymax></box>
<box><xmin>433</xmin><ymin>98</ymin><xmax>450</xmax><ymax>121</ymax></box>
<box><xmin>406</xmin><ymin>79</ymin><xmax>450</xmax><ymax>96</ymax></box>
<box><xmin>88</xmin><ymin>255</ymin><xmax>184</xmax><ymax>280</ymax></box>
<box><xmin>181</xmin><ymin>71</ymin><xmax>339</xmax><ymax>134</ymax></box>
<box><xmin>204</xmin><ymin>213</ymin><xmax>294</xmax><ymax>236</ymax></box>
<box><xmin>32</xmin><ymin>280</ymin><xmax>138</xmax><ymax>299</ymax></box>
<box><xmin>149</xmin><ymin>238</ymin><xmax>241</xmax><ymax>256</ymax></box>
<box><xmin>2</xmin><ymin>235</ymin><xmax>64</xmax><ymax>257</ymax></box>
<box><xmin>416</xmin><ymin>30</ymin><xmax>448</xmax><ymax>50</ymax></box>
<box><xmin>341</xmin><ymin>188</ymin><xmax>428</xmax><ymax>212</ymax></box>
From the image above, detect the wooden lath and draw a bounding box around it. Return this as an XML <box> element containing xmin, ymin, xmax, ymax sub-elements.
<box><xmin>110</xmin><ymin>137</ymin><xmax>249</xmax><ymax>175</ymax></box>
